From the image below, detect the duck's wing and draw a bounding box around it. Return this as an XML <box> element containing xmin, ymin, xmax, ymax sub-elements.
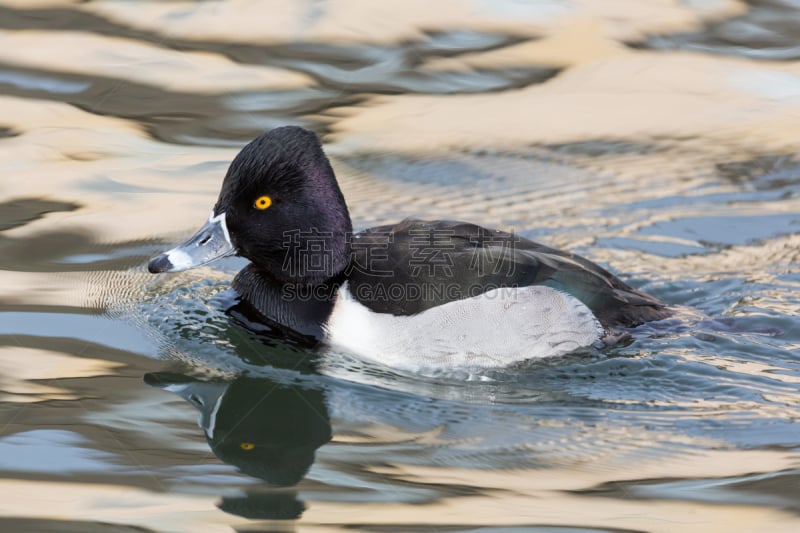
<box><xmin>346</xmin><ymin>219</ymin><xmax>669</xmax><ymax>328</ymax></box>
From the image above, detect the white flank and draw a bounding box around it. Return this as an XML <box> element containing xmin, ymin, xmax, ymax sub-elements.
<box><xmin>324</xmin><ymin>283</ymin><xmax>603</xmax><ymax>373</ymax></box>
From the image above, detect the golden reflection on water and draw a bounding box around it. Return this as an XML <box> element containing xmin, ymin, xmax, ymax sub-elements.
<box><xmin>309</xmin><ymin>455</ymin><xmax>799</xmax><ymax>533</ymax></box>
<box><xmin>330</xmin><ymin>51</ymin><xmax>800</xmax><ymax>154</ymax></box>
<box><xmin>0</xmin><ymin>480</ymin><xmax>238</xmax><ymax>533</ymax></box>
<box><xmin>0</xmin><ymin>95</ymin><xmax>234</xmax><ymax>243</ymax></box>
<box><xmin>0</xmin><ymin>347</ymin><xmax>122</xmax><ymax>402</ymax></box>
<box><xmin>0</xmin><ymin>30</ymin><xmax>312</xmax><ymax>92</ymax></box>
<box><xmin>78</xmin><ymin>0</ymin><xmax>745</xmax><ymax>44</ymax></box>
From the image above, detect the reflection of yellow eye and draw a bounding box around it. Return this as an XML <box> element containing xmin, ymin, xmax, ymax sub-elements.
<box><xmin>240</xmin><ymin>442</ymin><xmax>255</xmax><ymax>451</ymax></box>
<box><xmin>254</xmin><ymin>195</ymin><xmax>272</xmax><ymax>210</ymax></box>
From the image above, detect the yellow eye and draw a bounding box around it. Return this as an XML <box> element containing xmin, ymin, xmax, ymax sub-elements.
<box><xmin>240</xmin><ymin>442</ymin><xmax>255</xmax><ymax>451</ymax></box>
<box><xmin>254</xmin><ymin>195</ymin><xmax>272</xmax><ymax>210</ymax></box>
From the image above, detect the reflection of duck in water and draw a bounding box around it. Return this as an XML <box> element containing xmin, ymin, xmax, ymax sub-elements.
<box><xmin>145</xmin><ymin>372</ymin><xmax>331</xmax><ymax>519</ymax></box>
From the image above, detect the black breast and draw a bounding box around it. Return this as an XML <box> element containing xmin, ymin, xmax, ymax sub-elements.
<box><xmin>231</xmin><ymin>264</ymin><xmax>340</xmax><ymax>342</ymax></box>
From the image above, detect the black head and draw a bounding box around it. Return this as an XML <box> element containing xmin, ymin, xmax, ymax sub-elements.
<box><xmin>148</xmin><ymin>127</ymin><xmax>352</xmax><ymax>284</ymax></box>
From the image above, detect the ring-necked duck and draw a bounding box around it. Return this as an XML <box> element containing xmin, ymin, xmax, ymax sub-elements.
<box><xmin>148</xmin><ymin>126</ymin><xmax>670</xmax><ymax>370</ymax></box>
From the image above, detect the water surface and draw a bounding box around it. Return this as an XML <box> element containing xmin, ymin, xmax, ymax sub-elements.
<box><xmin>0</xmin><ymin>1</ymin><xmax>798</xmax><ymax>532</ymax></box>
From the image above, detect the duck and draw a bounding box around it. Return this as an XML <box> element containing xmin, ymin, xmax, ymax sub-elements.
<box><xmin>148</xmin><ymin>126</ymin><xmax>670</xmax><ymax>371</ymax></box>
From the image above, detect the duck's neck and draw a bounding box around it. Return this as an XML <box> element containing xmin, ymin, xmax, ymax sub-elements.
<box><xmin>232</xmin><ymin>264</ymin><xmax>345</xmax><ymax>341</ymax></box>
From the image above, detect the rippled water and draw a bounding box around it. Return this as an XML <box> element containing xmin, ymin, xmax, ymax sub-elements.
<box><xmin>1</xmin><ymin>1</ymin><xmax>799</xmax><ymax>531</ymax></box>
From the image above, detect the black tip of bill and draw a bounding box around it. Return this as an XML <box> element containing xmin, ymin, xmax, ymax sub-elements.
<box><xmin>148</xmin><ymin>254</ymin><xmax>173</xmax><ymax>273</ymax></box>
